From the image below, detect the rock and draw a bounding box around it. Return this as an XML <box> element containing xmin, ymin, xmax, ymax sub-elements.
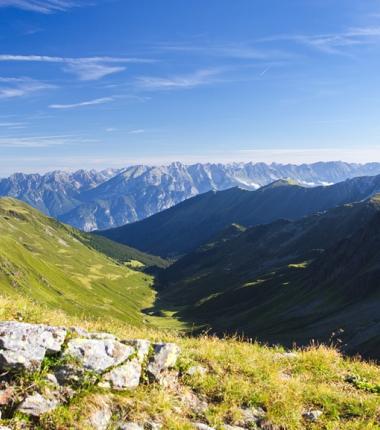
<box><xmin>69</xmin><ymin>327</ymin><xmax>116</xmax><ymax>341</ymax></box>
<box><xmin>258</xmin><ymin>420</ymin><xmax>282</xmax><ymax>430</ymax></box>
<box><xmin>181</xmin><ymin>390</ymin><xmax>208</xmax><ymax>414</ymax></box>
<box><xmin>0</xmin><ymin>386</ymin><xmax>14</xmax><ymax>406</ymax></box>
<box><xmin>100</xmin><ymin>358</ymin><xmax>142</xmax><ymax>390</ymax></box>
<box><xmin>123</xmin><ymin>339</ymin><xmax>151</xmax><ymax>363</ymax></box>
<box><xmin>85</xmin><ymin>400</ymin><xmax>112</xmax><ymax>430</ymax></box>
<box><xmin>303</xmin><ymin>410</ymin><xmax>323</xmax><ymax>422</ymax></box>
<box><xmin>18</xmin><ymin>392</ymin><xmax>59</xmax><ymax>416</ymax></box>
<box><xmin>223</xmin><ymin>426</ymin><xmax>246</xmax><ymax>430</ymax></box>
<box><xmin>0</xmin><ymin>321</ymin><xmax>67</xmax><ymax>370</ymax></box>
<box><xmin>0</xmin><ymin>426</ymin><xmax>11</xmax><ymax>430</ymax></box>
<box><xmin>117</xmin><ymin>424</ymin><xmax>144</xmax><ymax>430</ymax></box>
<box><xmin>45</xmin><ymin>373</ymin><xmax>59</xmax><ymax>386</ymax></box>
<box><xmin>236</xmin><ymin>407</ymin><xmax>266</xmax><ymax>426</ymax></box>
<box><xmin>64</xmin><ymin>338</ymin><xmax>134</xmax><ymax>373</ymax></box>
<box><xmin>186</xmin><ymin>365</ymin><xmax>207</xmax><ymax>376</ymax></box>
<box><xmin>194</xmin><ymin>423</ymin><xmax>215</xmax><ymax>430</ymax></box>
<box><xmin>147</xmin><ymin>343</ymin><xmax>180</xmax><ymax>381</ymax></box>
<box><xmin>145</xmin><ymin>422</ymin><xmax>162</xmax><ymax>430</ymax></box>
<box><xmin>54</xmin><ymin>364</ymin><xmax>87</xmax><ymax>386</ymax></box>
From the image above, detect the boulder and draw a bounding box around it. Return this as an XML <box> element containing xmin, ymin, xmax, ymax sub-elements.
<box><xmin>69</xmin><ymin>327</ymin><xmax>116</xmax><ymax>341</ymax></box>
<box><xmin>0</xmin><ymin>321</ymin><xmax>67</xmax><ymax>371</ymax></box>
<box><xmin>123</xmin><ymin>339</ymin><xmax>151</xmax><ymax>363</ymax></box>
<box><xmin>147</xmin><ymin>343</ymin><xmax>180</xmax><ymax>381</ymax></box>
<box><xmin>100</xmin><ymin>358</ymin><xmax>142</xmax><ymax>390</ymax></box>
<box><xmin>18</xmin><ymin>392</ymin><xmax>59</xmax><ymax>416</ymax></box>
<box><xmin>236</xmin><ymin>406</ymin><xmax>266</xmax><ymax>427</ymax></box>
<box><xmin>64</xmin><ymin>338</ymin><xmax>134</xmax><ymax>373</ymax></box>
<box><xmin>186</xmin><ymin>365</ymin><xmax>207</xmax><ymax>376</ymax></box>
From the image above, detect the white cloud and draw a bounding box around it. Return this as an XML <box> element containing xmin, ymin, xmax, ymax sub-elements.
<box><xmin>0</xmin><ymin>55</ymin><xmax>154</xmax><ymax>81</ymax></box>
<box><xmin>49</xmin><ymin>96</ymin><xmax>114</xmax><ymax>109</ymax></box>
<box><xmin>260</xmin><ymin>26</ymin><xmax>380</xmax><ymax>55</ymax></box>
<box><xmin>0</xmin><ymin>0</ymin><xmax>88</xmax><ymax>14</ymax></box>
<box><xmin>0</xmin><ymin>77</ymin><xmax>54</xmax><ymax>99</ymax></box>
<box><xmin>128</xmin><ymin>129</ymin><xmax>145</xmax><ymax>134</ymax></box>
<box><xmin>137</xmin><ymin>69</ymin><xmax>222</xmax><ymax>90</ymax></box>
<box><xmin>0</xmin><ymin>134</ymin><xmax>96</xmax><ymax>147</ymax></box>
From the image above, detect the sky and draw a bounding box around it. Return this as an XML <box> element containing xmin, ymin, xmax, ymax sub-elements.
<box><xmin>1</xmin><ymin>0</ymin><xmax>380</xmax><ymax>175</ymax></box>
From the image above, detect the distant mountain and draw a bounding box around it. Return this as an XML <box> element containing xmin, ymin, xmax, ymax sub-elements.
<box><xmin>100</xmin><ymin>173</ymin><xmax>380</xmax><ymax>257</ymax></box>
<box><xmin>155</xmin><ymin>195</ymin><xmax>380</xmax><ymax>358</ymax></box>
<box><xmin>1</xmin><ymin>161</ymin><xmax>380</xmax><ymax>231</ymax></box>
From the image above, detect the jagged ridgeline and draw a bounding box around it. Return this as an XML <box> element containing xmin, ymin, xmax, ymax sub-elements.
<box><xmin>0</xmin><ymin>197</ymin><xmax>164</xmax><ymax>325</ymax></box>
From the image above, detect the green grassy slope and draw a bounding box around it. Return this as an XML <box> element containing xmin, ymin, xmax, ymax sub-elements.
<box><xmin>0</xmin><ymin>197</ymin><xmax>158</xmax><ymax>325</ymax></box>
<box><xmin>156</xmin><ymin>196</ymin><xmax>380</xmax><ymax>359</ymax></box>
<box><xmin>99</xmin><ymin>174</ymin><xmax>380</xmax><ymax>257</ymax></box>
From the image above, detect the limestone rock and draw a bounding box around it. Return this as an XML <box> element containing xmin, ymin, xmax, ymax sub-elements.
<box><xmin>236</xmin><ymin>406</ymin><xmax>266</xmax><ymax>427</ymax></box>
<box><xmin>123</xmin><ymin>339</ymin><xmax>151</xmax><ymax>363</ymax></box>
<box><xmin>117</xmin><ymin>424</ymin><xmax>144</xmax><ymax>430</ymax></box>
<box><xmin>0</xmin><ymin>321</ymin><xmax>67</xmax><ymax>370</ymax></box>
<box><xmin>194</xmin><ymin>423</ymin><xmax>215</xmax><ymax>430</ymax></box>
<box><xmin>85</xmin><ymin>400</ymin><xmax>112</xmax><ymax>430</ymax></box>
<box><xmin>186</xmin><ymin>365</ymin><xmax>207</xmax><ymax>376</ymax></box>
<box><xmin>101</xmin><ymin>358</ymin><xmax>142</xmax><ymax>390</ymax></box>
<box><xmin>64</xmin><ymin>338</ymin><xmax>134</xmax><ymax>373</ymax></box>
<box><xmin>69</xmin><ymin>327</ymin><xmax>116</xmax><ymax>341</ymax></box>
<box><xmin>303</xmin><ymin>410</ymin><xmax>322</xmax><ymax>422</ymax></box>
<box><xmin>147</xmin><ymin>343</ymin><xmax>180</xmax><ymax>380</ymax></box>
<box><xmin>18</xmin><ymin>392</ymin><xmax>59</xmax><ymax>416</ymax></box>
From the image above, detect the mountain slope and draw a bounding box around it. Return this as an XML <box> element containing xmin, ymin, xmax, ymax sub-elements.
<box><xmin>0</xmin><ymin>197</ymin><xmax>156</xmax><ymax>325</ymax></box>
<box><xmin>155</xmin><ymin>195</ymin><xmax>380</xmax><ymax>358</ymax></box>
<box><xmin>100</xmin><ymin>174</ymin><xmax>380</xmax><ymax>257</ymax></box>
<box><xmin>2</xmin><ymin>162</ymin><xmax>380</xmax><ymax>231</ymax></box>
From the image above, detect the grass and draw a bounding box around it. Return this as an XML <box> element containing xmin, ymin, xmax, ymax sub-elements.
<box><xmin>0</xmin><ymin>197</ymin><xmax>172</xmax><ymax>327</ymax></box>
<box><xmin>0</xmin><ymin>295</ymin><xmax>379</xmax><ymax>430</ymax></box>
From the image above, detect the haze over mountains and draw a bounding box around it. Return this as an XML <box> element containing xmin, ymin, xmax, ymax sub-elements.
<box><xmin>2</xmin><ymin>161</ymin><xmax>380</xmax><ymax>231</ymax></box>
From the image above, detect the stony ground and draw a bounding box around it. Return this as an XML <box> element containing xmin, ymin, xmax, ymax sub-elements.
<box><xmin>0</xmin><ymin>296</ymin><xmax>379</xmax><ymax>430</ymax></box>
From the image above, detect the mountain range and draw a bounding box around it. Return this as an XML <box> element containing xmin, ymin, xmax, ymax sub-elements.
<box><xmin>2</xmin><ymin>161</ymin><xmax>380</xmax><ymax>231</ymax></box>
<box><xmin>100</xmin><ymin>173</ymin><xmax>380</xmax><ymax>257</ymax></box>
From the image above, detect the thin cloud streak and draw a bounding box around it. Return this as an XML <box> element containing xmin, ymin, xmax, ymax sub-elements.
<box><xmin>0</xmin><ymin>77</ymin><xmax>54</xmax><ymax>99</ymax></box>
<box><xmin>49</xmin><ymin>96</ymin><xmax>114</xmax><ymax>109</ymax></box>
<box><xmin>137</xmin><ymin>69</ymin><xmax>223</xmax><ymax>90</ymax></box>
<box><xmin>0</xmin><ymin>55</ymin><xmax>155</xmax><ymax>81</ymax></box>
<box><xmin>0</xmin><ymin>0</ymin><xmax>90</xmax><ymax>14</ymax></box>
<box><xmin>0</xmin><ymin>134</ymin><xmax>97</xmax><ymax>147</ymax></box>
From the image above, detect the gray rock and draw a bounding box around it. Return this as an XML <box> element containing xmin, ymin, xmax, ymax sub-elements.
<box><xmin>86</xmin><ymin>401</ymin><xmax>112</xmax><ymax>430</ymax></box>
<box><xmin>64</xmin><ymin>338</ymin><xmax>134</xmax><ymax>373</ymax></box>
<box><xmin>123</xmin><ymin>339</ymin><xmax>151</xmax><ymax>363</ymax></box>
<box><xmin>0</xmin><ymin>321</ymin><xmax>67</xmax><ymax>370</ymax></box>
<box><xmin>145</xmin><ymin>422</ymin><xmax>162</xmax><ymax>430</ymax></box>
<box><xmin>100</xmin><ymin>358</ymin><xmax>141</xmax><ymax>390</ymax></box>
<box><xmin>69</xmin><ymin>327</ymin><xmax>116</xmax><ymax>341</ymax></box>
<box><xmin>303</xmin><ymin>410</ymin><xmax>322</xmax><ymax>422</ymax></box>
<box><xmin>117</xmin><ymin>424</ymin><xmax>144</xmax><ymax>430</ymax></box>
<box><xmin>54</xmin><ymin>364</ymin><xmax>87</xmax><ymax>386</ymax></box>
<box><xmin>18</xmin><ymin>392</ymin><xmax>59</xmax><ymax>416</ymax></box>
<box><xmin>147</xmin><ymin>343</ymin><xmax>180</xmax><ymax>380</ymax></box>
<box><xmin>186</xmin><ymin>365</ymin><xmax>207</xmax><ymax>376</ymax></box>
<box><xmin>236</xmin><ymin>407</ymin><xmax>266</xmax><ymax>426</ymax></box>
<box><xmin>0</xmin><ymin>426</ymin><xmax>12</xmax><ymax>430</ymax></box>
<box><xmin>223</xmin><ymin>426</ymin><xmax>246</xmax><ymax>430</ymax></box>
<box><xmin>194</xmin><ymin>424</ymin><xmax>215</xmax><ymax>430</ymax></box>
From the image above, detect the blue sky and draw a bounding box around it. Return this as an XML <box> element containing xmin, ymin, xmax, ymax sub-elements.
<box><xmin>1</xmin><ymin>0</ymin><xmax>380</xmax><ymax>175</ymax></box>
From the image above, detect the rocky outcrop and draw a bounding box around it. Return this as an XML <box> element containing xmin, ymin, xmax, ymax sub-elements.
<box><xmin>0</xmin><ymin>321</ymin><xmax>180</xmax><ymax>427</ymax></box>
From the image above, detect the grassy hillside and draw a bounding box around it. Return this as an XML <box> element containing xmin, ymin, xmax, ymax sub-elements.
<box><xmin>99</xmin><ymin>174</ymin><xmax>380</xmax><ymax>257</ymax></box>
<box><xmin>0</xmin><ymin>197</ymin><xmax>162</xmax><ymax>326</ymax></box>
<box><xmin>157</xmin><ymin>196</ymin><xmax>380</xmax><ymax>359</ymax></box>
<box><xmin>1</xmin><ymin>295</ymin><xmax>380</xmax><ymax>430</ymax></box>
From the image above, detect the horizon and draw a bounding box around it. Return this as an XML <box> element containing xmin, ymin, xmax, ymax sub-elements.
<box><xmin>1</xmin><ymin>0</ymin><xmax>380</xmax><ymax>175</ymax></box>
<box><xmin>2</xmin><ymin>158</ymin><xmax>380</xmax><ymax>178</ymax></box>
